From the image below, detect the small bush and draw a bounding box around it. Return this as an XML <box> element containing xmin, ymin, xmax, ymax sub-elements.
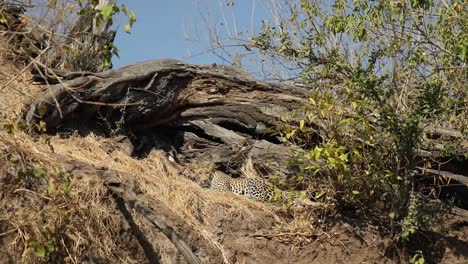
<box><xmin>243</xmin><ymin>0</ymin><xmax>468</xmax><ymax>242</ymax></box>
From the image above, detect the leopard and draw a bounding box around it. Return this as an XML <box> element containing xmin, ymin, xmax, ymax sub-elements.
<box><xmin>210</xmin><ymin>171</ymin><xmax>279</xmax><ymax>202</ymax></box>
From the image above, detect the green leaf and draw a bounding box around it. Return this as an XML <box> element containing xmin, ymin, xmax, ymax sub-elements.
<box><xmin>352</xmin><ymin>149</ymin><xmax>361</xmax><ymax>158</ymax></box>
<box><xmin>44</xmin><ymin>240</ymin><xmax>56</xmax><ymax>253</ymax></box>
<box><xmin>285</xmin><ymin>129</ymin><xmax>296</xmax><ymax>139</ymax></box>
<box><xmin>339</xmin><ymin>153</ymin><xmax>349</xmax><ymax>161</ymax></box>
<box><xmin>461</xmin><ymin>45</ymin><xmax>467</xmax><ymax>61</ymax></box>
<box><xmin>320</xmin><ymin>109</ymin><xmax>326</xmax><ymax>117</ymax></box>
<box><xmin>30</xmin><ymin>241</ymin><xmax>46</xmax><ymax>257</ymax></box>
<box><xmin>100</xmin><ymin>5</ymin><xmax>114</xmax><ymax>20</ymax></box>
<box><xmin>102</xmin><ymin>60</ymin><xmax>110</xmax><ymax>68</ymax></box>
<box><xmin>315</xmin><ymin>189</ymin><xmax>325</xmax><ymax>199</ymax></box>
<box><xmin>0</xmin><ymin>15</ymin><xmax>7</xmax><ymax>24</ymax></box>
<box><xmin>338</xmin><ymin>174</ymin><xmax>344</xmax><ymax>182</ymax></box>
<box><xmin>63</xmin><ymin>175</ymin><xmax>73</xmax><ymax>198</ymax></box>
<box><xmin>299</xmin><ymin>191</ymin><xmax>307</xmax><ymax>199</ymax></box>
<box><xmin>43</xmin><ymin>135</ymin><xmax>54</xmax><ymax>153</ymax></box>
<box><xmin>352</xmin><ymin>190</ymin><xmax>360</xmax><ymax>195</ymax></box>
<box><xmin>121</xmin><ymin>4</ymin><xmax>128</xmax><ymax>15</ymax></box>
<box><xmin>129</xmin><ymin>11</ymin><xmax>136</xmax><ymax>25</ymax></box>
<box><xmin>299</xmin><ymin>119</ymin><xmax>305</xmax><ymax>129</ymax></box>
<box><xmin>124</xmin><ymin>24</ymin><xmax>131</xmax><ymax>33</ymax></box>
<box><xmin>35</xmin><ymin>168</ymin><xmax>47</xmax><ymax>180</ymax></box>
<box><xmin>35</xmin><ymin>121</ymin><xmax>47</xmax><ymax>132</ymax></box>
<box><xmin>313</xmin><ymin>146</ymin><xmax>322</xmax><ymax>160</ymax></box>
<box><xmin>3</xmin><ymin>124</ymin><xmax>14</xmax><ymax>134</ymax></box>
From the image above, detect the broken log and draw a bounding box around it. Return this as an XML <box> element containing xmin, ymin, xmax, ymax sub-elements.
<box><xmin>25</xmin><ymin>59</ymin><xmax>467</xmax><ymax>185</ymax></box>
<box><xmin>25</xmin><ymin>59</ymin><xmax>309</xmax><ymax>178</ymax></box>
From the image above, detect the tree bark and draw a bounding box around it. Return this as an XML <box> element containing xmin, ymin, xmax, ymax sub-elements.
<box><xmin>26</xmin><ymin>59</ymin><xmax>307</xmax><ymax>178</ymax></box>
<box><xmin>25</xmin><ymin>59</ymin><xmax>467</xmax><ymax>185</ymax></box>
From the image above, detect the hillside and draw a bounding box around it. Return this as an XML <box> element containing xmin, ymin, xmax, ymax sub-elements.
<box><xmin>1</xmin><ymin>1</ymin><xmax>468</xmax><ymax>262</ymax></box>
<box><xmin>1</xmin><ymin>49</ymin><xmax>467</xmax><ymax>264</ymax></box>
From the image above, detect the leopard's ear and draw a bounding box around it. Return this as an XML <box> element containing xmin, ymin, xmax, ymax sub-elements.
<box><xmin>241</xmin><ymin>157</ymin><xmax>262</xmax><ymax>179</ymax></box>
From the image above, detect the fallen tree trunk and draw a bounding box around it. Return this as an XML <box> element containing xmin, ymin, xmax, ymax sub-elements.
<box><xmin>26</xmin><ymin>59</ymin><xmax>309</xmax><ymax>178</ymax></box>
<box><xmin>26</xmin><ymin>59</ymin><xmax>309</xmax><ymax>130</ymax></box>
<box><xmin>25</xmin><ymin>59</ymin><xmax>467</xmax><ymax>185</ymax></box>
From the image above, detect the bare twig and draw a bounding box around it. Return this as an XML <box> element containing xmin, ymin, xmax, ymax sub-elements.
<box><xmin>250</xmin><ymin>231</ymin><xmax>317</xmax><ymax>239</ymax></box>
<box><xmin>0</xmin><ymin>46</ymin><xmax>49</xmax><ymax>93</ymax></box>
<box><xmin>0</xmin><ymin>228</ymin><xmax>18</xmax><ymax>237</ymax></box>
<box><xmin>13</xmin><ymin>188</ymin><xmax>52</xmax><ymax>200</ymax></box>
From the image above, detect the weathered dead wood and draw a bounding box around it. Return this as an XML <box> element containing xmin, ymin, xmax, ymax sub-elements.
<box><xmin>423</xmin><ymin>126</ymin><xmax>464</xmax><ymax>139</ymax></box>
<box><xmin>25</xmin><ymin>59</ymin><xmax>467</xmax><ymax>185</ymax></box>
<box><xmin>26</xmin><ymin>59</ymin><xmax>308</xmax><ymax>128</ymax></box>
<box><xmin>106</xmin><ymin>181</ymin><xmax>202</xmax><ymax>264</ymax></box>
<box><xmin>25</xmin><ymin>59</ymin><xmax>309</xmax><ymax>178</ymax></box>
<box><xmin>453</xmin><ymin>208</ymin><xmax>468</xmax><ymax>222</ymax></box>
<box><xmin>416</xmin><ymin>167</ymin><xmax>468</xmax><ymax>185</ymax></box>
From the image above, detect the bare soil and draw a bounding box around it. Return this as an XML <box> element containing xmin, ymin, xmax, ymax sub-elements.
<box><xmin>0</xmin><ymin>58</ymin><xmax>467</xmax><ymax>264</ymax></box>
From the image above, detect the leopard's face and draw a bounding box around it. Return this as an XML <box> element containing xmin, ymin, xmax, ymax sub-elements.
<box><xmin>210</xmin><ymin>171</ymin><xmax>232</xmax><ymax>192</ymax></box>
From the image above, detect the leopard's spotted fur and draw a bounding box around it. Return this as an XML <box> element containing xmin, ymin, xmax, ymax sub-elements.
<box><xmin>211</xmin><ymin>171</ymin><xmax>278</xmax><ymax>202</ymax></box>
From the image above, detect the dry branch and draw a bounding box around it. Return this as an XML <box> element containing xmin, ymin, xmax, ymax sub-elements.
<box><xmin>423</xmin><ymin>126</ymin><xmax>464</xmax><ymax>139</ymax></box>
<box><xmin>22</xmin><ymin>58</ymin><xmax>468</xmax><ymax>217</ymax></box>
<box><xmin>106</xmin><ymin>181</ymin><xmax>202</xmax><ymax>264</ymax></box>
<box><xmin>25</xmin><ymin>59</ymin><xmax>467</xmax><ymax>183</ymax></box>
<box><xmin>416</xmin><ymin>167</ymin><xmax>468</xmax><ymax>185</ymax></box>
<box><xmin>25</xmin><ymin>59</ymin><xmax>308</xmax><ymax>179</ymax></box>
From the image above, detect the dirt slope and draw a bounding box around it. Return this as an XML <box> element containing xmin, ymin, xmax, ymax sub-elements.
<box><xmin>0</xmin><ymin>58</ymin><xmax>467</xmax><ymax>264</ymax></box>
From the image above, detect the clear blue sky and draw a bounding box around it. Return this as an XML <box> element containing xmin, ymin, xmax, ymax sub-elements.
<box><xmin>112</xmin><ymin>1</ymin><xmax>270</xmax><ymax>69</ymax></box>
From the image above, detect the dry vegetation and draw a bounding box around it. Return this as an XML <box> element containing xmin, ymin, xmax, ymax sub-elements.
<box><xmin>0</xmin><ymin>0</ymin><xmax>467</xmax><ymax>262</ymax></box>
<box><xmin>0</xmin><ymin>45</ymin><xmax>467</xmax><ymax>264</ymax></box>
<box><xmin>0</xmin><ymin>55</ymin><xmax>318</xmax><ymax>264</ymax></box>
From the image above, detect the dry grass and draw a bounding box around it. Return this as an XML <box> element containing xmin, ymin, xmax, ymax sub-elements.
<box><xmin>0</xmin><ymin>139</ymin><xmax>138</xmax><ymax>263</ymax></box>
<box><xmin>0</xmin><ymin>56</ymin><xmax>288</xmax><ymax>263</ymax></box>
<box><xmin>2</xmin><ymin>50</ymin><xmax>467</xmax><ymax>264</ymax></box>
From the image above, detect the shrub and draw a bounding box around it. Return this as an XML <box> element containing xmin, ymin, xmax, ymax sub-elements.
<box><xmin>238</xmin><ymin>0</ymin><xmax>467</xmax><ymax>239</ymax></box>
